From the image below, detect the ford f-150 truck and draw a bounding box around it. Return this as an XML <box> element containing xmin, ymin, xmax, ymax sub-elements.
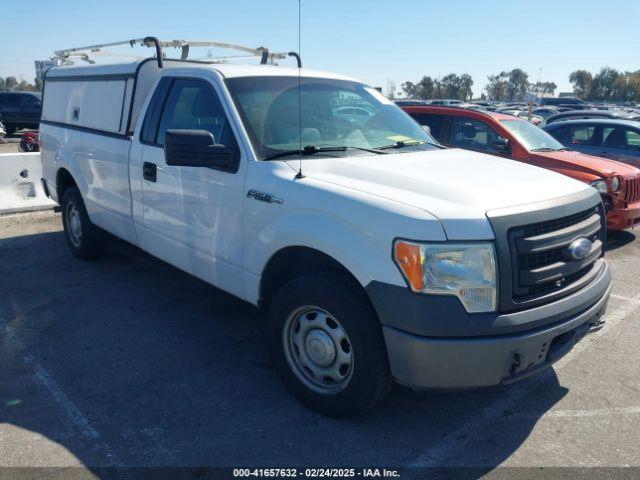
<box><xmin>41</xmin><ymin>43</ymin><xmax>611</xmax><ymax>417</ymax></box>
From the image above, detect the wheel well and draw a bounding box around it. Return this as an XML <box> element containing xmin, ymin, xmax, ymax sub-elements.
<box><xmin>259</xmin><ymin>247</ymin><xmax>364</xmax><ymax>310</ymax></box>
<box><xmin>56</xmin><ymin>168</ymin><xmax>77</xmax><ymax>200</ymax></box>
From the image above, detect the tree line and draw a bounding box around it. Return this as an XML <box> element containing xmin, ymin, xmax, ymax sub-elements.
<box><xmin>402</xmin><ymin>67</ymin><xmax>640</xmax><ymax>103</ymax></box>
<box><xmin>484</xmin><ymin>69</ymin><xmax>556</xmax><ymax>102</ymax></box>
<box><xmin>402</xmin><ymin>69</ymin><xmax>557</xmax><ymax>102</ymax></box>
<box><xmin>569</xmin><ymin>68</ymin><xmax>640</xmax><ymax>102</ymax></box>
<box><xmin>402</xmin><ymin>73</ymin><xmax>474</xmax><ymax>101</ymax></box>
<box><xmin>0</xmin><ymin>76</ymin><xmax>42</xmax><ymax>92</ymax></box>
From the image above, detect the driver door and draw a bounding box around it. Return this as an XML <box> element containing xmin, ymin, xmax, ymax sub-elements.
<box><xmin>136</xmin><ymin>76</ymin><xmax>246</xmax><ymax>298</ymax></box>
<box><xmin>449</xmin><ymin>116</ymin><xmax>510</xmax><ymax>157</ymax></box>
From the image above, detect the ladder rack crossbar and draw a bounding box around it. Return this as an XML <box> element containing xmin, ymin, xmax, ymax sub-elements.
<box><xmin>53</xmin><ymin>38</ymin><xmax>288</xmax><ymax>66</ymax></box>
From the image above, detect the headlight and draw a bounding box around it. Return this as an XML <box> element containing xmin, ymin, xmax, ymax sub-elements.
<box><xmin>393</xmin><ymin>241</ymin><xmax>497</xmax><ymax>313</ymax></box>
<box><xmin>590</xmin><ymin>180</ymin><xmax>607</xmax><ymax>194</ymax></box>
<box><xmin>611</xmin><ymin>176</ymin><xmax>621</xmax><ymax>192</ymax></box>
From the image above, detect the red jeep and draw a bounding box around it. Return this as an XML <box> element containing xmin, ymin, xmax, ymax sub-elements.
<box><xmin>402</xmin><ymin>106</ymin><xmax>640</xmax><ymax>230</ymax></box>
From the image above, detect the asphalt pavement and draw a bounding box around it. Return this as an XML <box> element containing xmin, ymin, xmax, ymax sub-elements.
<box><xmin>1</xmin><ymin>210</ymin><xmax>639</xmax><ymax>480</ymax></box>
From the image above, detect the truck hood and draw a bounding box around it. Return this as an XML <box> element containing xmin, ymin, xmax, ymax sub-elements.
<box><xmin>530</xmin><ymin>149</ymin><xmax>640</xmax><ymax>178</ymax></box>
<box><xmin>289</xmin><ymin>148</ymin><xmax>592</xmax><ymax>240</ymax></box>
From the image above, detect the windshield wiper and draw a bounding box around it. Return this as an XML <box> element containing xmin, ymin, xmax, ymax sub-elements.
<box><xmin>531</xmin><ymin>147</ymin><xmax>565</xmax><ymax>152</ymax></box>
<box><xmin>264</xmin><ymin>145</ymin><xmax>388</xmax><ymax>161</ymax></box>
<box><xmin>377</xmin><ymin>140</ymin><xmax>443</xmax><ymax>150</ymax></box>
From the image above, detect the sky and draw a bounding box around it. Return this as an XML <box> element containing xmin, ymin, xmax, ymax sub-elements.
<box><xmin>1</xmin><ymin>0</ymin><xmax>639</xmax><ymax>98</ymax></box>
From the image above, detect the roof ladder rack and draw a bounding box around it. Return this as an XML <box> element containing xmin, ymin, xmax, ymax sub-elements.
<box><xmin>53</xmin><ymin>37</ymin><xmax>290</xmax><ymax>68</ymax></box>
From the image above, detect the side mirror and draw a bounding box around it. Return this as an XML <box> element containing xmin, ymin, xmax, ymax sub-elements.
<box><xmin>463</xmin><ymin>122</ymin><xmax>477</xmax><ymax>139</ymax></box>
<box><xmin>492</xmin><ymin>137</ymin><xmax>510</xmax><ymax>152</ymax></box>
<box><xmin>421</xmin><ymin>125</ymin><xmax>431</xmax><ymax>135</ymax></box>
<box><xmin>164</xmin><ymin>129</ymin><xmax>236</xmax><ymax>171</ymax></box>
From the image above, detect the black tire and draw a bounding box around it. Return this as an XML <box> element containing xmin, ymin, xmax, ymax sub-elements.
<box><xmin>268</xmin><ymin>271</ymin><xmax>393</xmax><ymax>417</ymax></box>
<box><xmin>61</xmin><ymin>186</ymin><xmax>107</xmax><ymax>259</ymax></box>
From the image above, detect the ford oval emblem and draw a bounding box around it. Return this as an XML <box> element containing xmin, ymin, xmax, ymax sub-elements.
<box><xmin>567</xmin><ymin>237</ymin><xmax>592</xmax><ymax>261</ymax></box>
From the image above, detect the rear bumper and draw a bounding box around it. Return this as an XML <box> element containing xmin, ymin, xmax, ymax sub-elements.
<box><xmin>606</xmin><ymin>201</ymin><xmax>640</xmax><ymax>230</ymax></box>
<box><xmin>379</xmin><ymin>263</ymin><xmax>611</xmax><ymax>390</ymax></box>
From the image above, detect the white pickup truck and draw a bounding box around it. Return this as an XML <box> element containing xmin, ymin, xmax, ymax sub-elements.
<box><xmin>41</xmin><ymin>51</ymin><xmax>611</xmax><ymax>417</ymax></box>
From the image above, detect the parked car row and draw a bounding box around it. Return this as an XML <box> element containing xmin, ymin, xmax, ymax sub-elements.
<box><xmin>402</xmin><ymin>105</ymin><xmax>640</xmax><ymax>230</ymax></box>
<box><xmin>397</xmin><ymin>97</ymin><xmax>640</xmax><ymax>129</ymax></box>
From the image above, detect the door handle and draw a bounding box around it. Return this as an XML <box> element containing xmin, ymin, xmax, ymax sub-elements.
<box><xmin>143</xmin><ymin>162</ymin><xmax>157</xmax><ymax>182</ymax></box>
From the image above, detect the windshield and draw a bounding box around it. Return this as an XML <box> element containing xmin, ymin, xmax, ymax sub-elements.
<box><xmin>226</xmin><ymin>76</ymin><xmax>439</xmax><ymax>160</ymax></box>
<box><xmin>501</xmin><ymin>119</ymin><xmax>565</xmax><ymax>151</ymax></box>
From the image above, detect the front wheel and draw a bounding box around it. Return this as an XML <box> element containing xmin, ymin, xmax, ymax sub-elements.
<box><xmin>61</xmin><ymin>186</ymin><xmax>106</xmax><ymax>259</ymax></box>
<box><xmin>268</xmin><ymin>271</ymin><xmax>393</xmax><ymax>417</ymax></box>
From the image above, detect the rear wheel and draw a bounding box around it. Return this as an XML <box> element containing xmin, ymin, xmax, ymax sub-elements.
<box><xmin>61</xmin><ymin>186</ymin><xmax>106</xmax><ymax>259</ymax></box>
<box><xmin>268</xmin><ymin>271</ymin><xmax>393</xmax><ymax>417</ymax></box>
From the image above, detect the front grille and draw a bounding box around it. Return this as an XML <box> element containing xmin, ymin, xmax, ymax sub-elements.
<box><xmin>526</xmin><ymin>266</ymin><xmax>593</xmax><ymax>297</ymax></box>
<box><xmin>519</xmin><ymin>248</ymin><xmax>562</xmax><ymax>270</ymax></box>
<box><xmin>521</xmin><ymin>208</ymin><xmax>595</xmax><ymax>237</ymax></box>
<box><xmin>508</xmin><ymin>207</ymin><xmax>603</xmax><ymax>303</ymax></box>
<box><xmin>624</xmin><ymin>178</ymin><xmax>640</xmax><ymax>204</ymax></box>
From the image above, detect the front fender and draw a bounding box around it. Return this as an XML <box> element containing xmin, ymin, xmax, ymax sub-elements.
<box><xmin>243</xmin><ymin>206</ymin><xmax>446</xmax><ymax>304</ymax></box>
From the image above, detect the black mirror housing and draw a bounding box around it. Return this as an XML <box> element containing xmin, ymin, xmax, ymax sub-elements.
<box><xmin>462</xmin><ymin>123</ymin><xmax>477</xmax><ymax>139</ymax></box>
<box><xmin>492</xmin><ymin>137</ymin><xmax>510</xmax><ymax>152</ymax></box>
<box><xmin>164</xmin><ymin>129</ymin><xmax>238</xmax><ymax>172</ymax></box>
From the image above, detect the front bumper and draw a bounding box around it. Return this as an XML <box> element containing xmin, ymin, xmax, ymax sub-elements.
<box><xmin>605</xmin><ymin>200</ymin><xmax>640</xmax><ymax>230</ymax></box>
<box><xmin>376</xmin><ymin>262</ymin><xmax>611</xmax><ymax>390</ymax></box>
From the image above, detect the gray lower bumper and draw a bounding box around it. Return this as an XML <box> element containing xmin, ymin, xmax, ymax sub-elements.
<box><xmin>383</xmin><ymin>277</ymin><xmax>611</xmax><ymax>390</ymax></box>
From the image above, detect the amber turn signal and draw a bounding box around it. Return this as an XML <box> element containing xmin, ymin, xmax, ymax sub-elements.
<box><xmin>393</xmin><ymin>241</ymin><xmax>423</xmax><ymax>291</ymax></box>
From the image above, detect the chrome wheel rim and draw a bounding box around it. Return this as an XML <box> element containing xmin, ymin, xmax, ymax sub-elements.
<box><xmin>66</xmin><ymin>201</ymin><xmax>82</xmax><ymax>247</ymax></box>
<box><xmin>283</xmin><ymin>306</ymin><xmax>354</xmax><ymax>394</ymax></box>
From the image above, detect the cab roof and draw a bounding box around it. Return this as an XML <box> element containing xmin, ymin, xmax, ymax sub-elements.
<box><xmin>401</xmin><ymin>104</ymin><xmax>523</xmax><ymax>122</ymax></box>
<box><xmin>544</xmin><ymin>118</ymin><xmax>640</xmax><ymax>129</ymax></box>
<box><xmin>45</xmin><ymin>57</ymin><xmax>360</xmax><ymax>83</ymax></box>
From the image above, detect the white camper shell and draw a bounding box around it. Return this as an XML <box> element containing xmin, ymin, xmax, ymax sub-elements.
<box><xmin>43</xmin><ymin>59</ymin><xmax>166</xmax><ymax>136</ymax></box>
<box><xmin>43</xmin><ymin>38</ymin><xmax>293</xmax><ymax>136</ymax></box>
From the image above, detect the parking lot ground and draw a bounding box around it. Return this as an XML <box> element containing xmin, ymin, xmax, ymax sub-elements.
<box><xmin>1</xmin><ymin>210</ymin><xmax>639</xmax><ymax>479</ymax></box>
<box><xmin>0</xmin><ymin>142</ymin><xmax>19</xmax><ymax>154</ymax></box>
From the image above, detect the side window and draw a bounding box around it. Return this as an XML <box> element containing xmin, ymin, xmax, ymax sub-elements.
<box><xmin>20</xmin><ymin>95</ymin><xmax>40</xmax><ymax>107</ymax></box>
<box><xmin>141</xmin><ymin>78</ymin><xmax>173</xmax><ymax>144</ymax></box>
<box><xmin>0</xmin><ymin>94</ymin><xmax>19</xmax><ymax>109</ymax></box>
<box><xmin>410</xmin><ymin>113</ymin><xmax>447</xmax><ymax>142</ymax></box>
<box><xmin>602</xmin><ymin>127</ymin><xmax>640</xmax><ymax>151</ymax></box>
<box><xmin>552</xmin><ymin>125</ymin><xmax>594</xmax><ymax>145</ymax></box>
<box><xmin>547</xmin><ymin>126</ymin><xmax>566</xmax><ymax>142</ymax></box>
<box><xmin>450</xmin><ymin>117</ymin><xmax>500</xmax><ymax>152</ymax></box>
<box><xmin>156</xmin><ymin>79</ymin><xmax>235</xmax><ymax>148</ymax></box>
<box><xmin>567</xmin><ymin>126</ymin><xmax>595</xmax><ymax>145</ymax></box>
<box><xmin>625</xmin><ymin>129</ymin><xmax>640</xmax><ymax>151</ymax></box>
